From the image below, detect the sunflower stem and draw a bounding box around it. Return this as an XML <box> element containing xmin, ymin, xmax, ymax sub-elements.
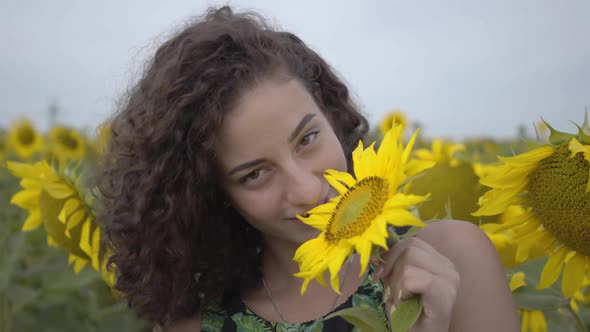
<box><xmin>566</xmin><ymin>304</ymin><xmax>588</xmax><ymax>332</ymax></box>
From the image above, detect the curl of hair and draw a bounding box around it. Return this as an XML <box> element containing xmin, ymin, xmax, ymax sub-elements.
<box><xmin>97</xmin><ymin>5</ymin><xmax>368</xmax><ymax>326</ymax></box>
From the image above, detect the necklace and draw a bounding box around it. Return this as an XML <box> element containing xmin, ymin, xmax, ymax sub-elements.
<box><xmin>261</xmin><ymin>256</ymin><xmax>353</xmax><ymax>324</ymax></box>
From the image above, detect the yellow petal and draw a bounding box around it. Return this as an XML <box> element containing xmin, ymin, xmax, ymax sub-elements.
<box><xmin>21</xmin><ymin>209</ymin><xmax>42</xmax><ymax>231</ymax></box>
<box><xmin>538</xmin><ymin>246</ymin><xmax>569</xmax><ymax>290</ymax></box>
<box><xmin>66</xmin><ymin>210</ymin><xmax>86</xmax><ymax>233</ymax></box>
<box><xmin>325</xmin><ymin>169</ymin><xmax>357</xmax><ymax>188</ymax></box>
<box><xmin>405</xmin><ymin>160</ymin><xmax>435</xmax><ymax>177</ymax></box>
<box><xmin>520</xmin><ymin>309</ymin><xmax>530</xmax><ymax>332</ymax></box>
<box><xmin>354</xmin><ymin>239</ymin><xmax>372</xmax><ymax>277</ymax></box>
<box><xmin>80</xmin><ymin>220</ymin><xmax>93</xmax><ymax>257</ymax></box>
<box><xmin>325</xmin><ymin>172</ymin><xmax>352</xmax><ymax>195</ymax></box>
<box><xmin>568</xmin><ymin>138</ymin><xmax>590</xmax><ymax>192</ymax></box>
<box><xmin>44</xmin><ymin>182</ymin><xmax>75</xmax><ymax>200</ymax></box>
<box><xmin>91</xmin><ymin>227</ymin><xmax>101</xmax><ymax>270</ymax></box>
<box><xmin>414</xmin><ymin>149</ymin><xmax>434</xmax><ymax>162</ymax></box>
<box><xmin>387</xmin><ymin>209</ymin><xmax>426</xmax><ymax>228</ymax></box>
<box><xmin>562</xmin><ymin>252</ymin><xmax>587</xmax><ymax>298</ymax></box>
<box><xmin>6</xmin><ymin>161</ymin><xmax>37</xmax><ymax>178</ymax></box>
<box><xmin>384</xmin><ymin>193</ymin><xmax>430</xmax><ymax>210</ymax></box>
<box><xmin>509</xmin><ymin>272</ymin><xmax>527</xmax><ymax>291</ymax></box>
<box><xmin>401</xmin><ymin>129</ymin><xmax>420</xmax><ymax>164</ymax></box>
<box><xmin>10</xmin><ymin>189</ymin><xmax>40</xmax><ymax>209</ymax></box>
<box><xmin>472</xmin><ymin>186</ymin><xmax>524</xmax><ymax>216</ymax></box>
<box><xmin>497</xmin><ymin>146</ymin><xmax>555</xmax><ymax>167</ymax></box>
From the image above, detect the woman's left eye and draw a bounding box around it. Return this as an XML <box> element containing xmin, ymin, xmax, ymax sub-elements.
<box><xmin>299</xmin><ymin>131</ymin><xmax>319</xmax><ymax>148</ymax></box>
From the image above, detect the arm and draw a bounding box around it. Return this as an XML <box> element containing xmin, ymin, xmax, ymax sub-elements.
<box><xmin>418</xmin><ymin>220</ymin><xmax>520</xmax><ymax>332</ymax></box>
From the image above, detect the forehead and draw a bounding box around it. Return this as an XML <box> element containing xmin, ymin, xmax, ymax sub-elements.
<box><xmin>215</xmin><ymin>78</ymin><xmax>321</xmax><ymax>165</ymax></box>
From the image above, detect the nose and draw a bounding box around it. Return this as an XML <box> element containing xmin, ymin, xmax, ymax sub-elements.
<box><xmin>282</xmin><ymin>160</ymin><xmax>323</xmax><ymax>207</ymax></box>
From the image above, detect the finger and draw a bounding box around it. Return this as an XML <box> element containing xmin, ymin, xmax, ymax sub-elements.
<box><xmin>372</xmin><ymin>237</ymin><xmax>414</xmax><ymax>281</ymax></box>
<box><xmin>373</xmin><ymin>237</ymin><xmax>454</xmax><ymax>281</ymax></box>
<box><xmin>391</xmin><ymin>243</ymin><xmax>456</xmax><ymax>279</ymax></box>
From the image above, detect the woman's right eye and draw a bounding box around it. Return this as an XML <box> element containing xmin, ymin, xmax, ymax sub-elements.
<box><xmin>239</xmin><ymin>169</ymin><xmax>263</xmax><ymax>184</ymax></box>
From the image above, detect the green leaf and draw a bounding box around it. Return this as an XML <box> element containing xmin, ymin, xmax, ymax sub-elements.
<box><xmin>325</xmin><ymin>307</ymin><xmax>388</xmax><ymax>332</ymax></box>
<box><xmin>389</xmin><ymin>295</ymin><xmax>422</xmax><ymax>332</ymax></box>
<box><xmin>508</xmin><ymin>258</ymin><xmax>570</xmax><ymax>311</ymax></box>
<box><xmin>41</xmin><ymin>267</ymin><xmax>100</xmax><ymax>291</ymax></box>
<box><xmin>303</xmin><ymin>319</ymin><xmax>324</xmax><ymax>332</ymax></box>
<box><xmin>511</xmin><ymin>285</ymin><xmax>570</xmax><ymax>311</ymax></box>
<box><xmin>4</xmin><ymin>284</ymin><xmax>40</xmax><ymax>313</ymax></box>
<box><xmin>0</xmin><ymin>232</ymin><xmax>26</xmax><ymax>290</ymax></box>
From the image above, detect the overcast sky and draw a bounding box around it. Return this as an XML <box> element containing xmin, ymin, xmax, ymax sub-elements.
<box><xmin>1</xmin><ymin>0</ymin><xmax>589</xmax><ymax>139</ymax></box>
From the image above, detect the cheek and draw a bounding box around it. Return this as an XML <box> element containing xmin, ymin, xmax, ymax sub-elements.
<box><xmin>229</xmin><ymin>190</ymin><xmax>282</xmax><ymax>228</ymax></box>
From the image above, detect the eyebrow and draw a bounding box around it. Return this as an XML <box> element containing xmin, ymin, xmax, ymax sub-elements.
<box><xmin>288</xmin><ymin>113</ymin><xmax>316</xmax><ymax>143</ymax></box>
<box><xmin>228</xmin><ymin>158</ymin><xmax>265</xmax><ymax>176</ymax></box>
<box><xmin>227</xmin><ymin>113</ymin><xmax>317</xmax><ymax>177</ymax></box>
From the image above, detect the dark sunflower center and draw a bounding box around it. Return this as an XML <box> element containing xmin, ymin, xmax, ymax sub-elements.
<box><xmin>58</xmin><ymin>131</ymin><xmax>79</xmax><ymax>150</ymax></box>
<box><xmin>18</xmin><ymin>126</ymin><xmax>35</xmax><ymax>145</ymax></box>
<box><xmin>324</xmin><ymin>176</ymin><xmax>389</xmax><ymax>243</ymax></box>
<box><xmin>528</xmin><ymin>143</ymin><xmax>590</xmax><ymax>255</ymax></box>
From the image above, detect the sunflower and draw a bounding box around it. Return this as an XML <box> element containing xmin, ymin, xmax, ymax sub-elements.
<box><xmin>509</xmin><ymin>272</ymin><xmax>548</xmax><ymax>332</ymax></box>
<box><xmin>6</xmin><ymin>160</ymin><xmax>115</xmax><ymax>287</ymax></box>
<box><xmin>7</xmin><ymin>118</ymin><xmax>44</xmax><ymax>160</ymax></box>
<box><xmin>379</xmin><ymin>110</ymin><xmax>408</xmax><ymax>136</ymax></box>
<box><xmin>405</xmin><ymin>139</ymin><xmax>497</xmax><ymax>224</ymax></box>
<box><xmin>48</xmin><ymin>126</ymin><xmax>87</xmax><ymax>161</ymax></box>
<box><xmin>473</xmin><ymin>117</ymin><xmax>590</xmax><ymax>298</ymax></box>
<box><xmin>294</xmin><ymin>125</ymin><xmax>434</xmax><ymax>294</ymax></box>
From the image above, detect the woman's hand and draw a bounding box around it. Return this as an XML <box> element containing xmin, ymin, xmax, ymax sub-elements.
<box><xmin>373</xmin><ymin>236</ymin><xmax>461</xmax><ymax>332</ymax></box>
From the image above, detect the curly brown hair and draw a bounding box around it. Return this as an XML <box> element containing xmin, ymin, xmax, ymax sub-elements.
<box><xmin>97</xmin><ymin>5</ymin><xmax>369</xmax><ymax>326</ymax></box>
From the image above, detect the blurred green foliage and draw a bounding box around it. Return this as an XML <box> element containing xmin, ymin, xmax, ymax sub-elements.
<box><xmin>0</xmin><ymin>168</ymin><xmax>149</xmax><ymax>332</ymax></box>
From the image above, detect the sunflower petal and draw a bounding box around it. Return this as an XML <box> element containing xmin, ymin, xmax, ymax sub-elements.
<box><xmin>21</xmin><ymin>209</ymin><xmax>42</xmax><ymax>231</ymax></box>
<box><xmin>497</xmin><ymin>146</ymin><xmax>555</xmax><ymax>167</ymax></box>
<box><xmin>562</xmin><ymin>252</ymin><xmax>587</xmax><ymax>298</ymax></box>
<box><xmin>10</xmin><ymin>189</ymin><xmax>40</xmax><ymax>209</ymax></box>
<box><xmin>325</xmin><ymin>172</ymin><xmax>351</xmax><ymax>194</ymax></box>
<box><xmin>325</xmin><ymin>169</ymin><xmax>357</xmax><ymax>188</ymax></box>
<box><xmin>538</xmin><ymin>246</ymin><xmax>569</xmax><ymax>290</ymax></box>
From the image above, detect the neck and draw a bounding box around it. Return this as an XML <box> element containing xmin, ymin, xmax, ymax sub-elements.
<box><xmin>261</xmin><ymin>237</ymin><xmax>302</xmax><ymax>286</ymax></box>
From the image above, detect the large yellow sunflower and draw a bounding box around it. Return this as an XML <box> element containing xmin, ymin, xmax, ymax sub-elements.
<box><xmin>6</xmin><ymin>160</ymin><xmax>115</xmax><ymax>287</ymax></box>
<box><xmin>379</xmin><ymin>110</ymin><xmax>408</xmax><ymax>136</ymax></box>
<box><xmin>473</xmin><ymin>119</ymin><xmax>590</xmax><ymax>298</ymax></box>
<box><xmin>7</xmin><ymin>118</ymin><xmax>44</xmax><ymax>160</ymax></box>
<box><xmin>48</xmin><ymin>126</ymin><xmax>87</xmax><ymax>160</ymax></box>
<box><xmin>294</xmin><ymin>125</ymin><xmax>434</xmax><ymax>294</ymax></box>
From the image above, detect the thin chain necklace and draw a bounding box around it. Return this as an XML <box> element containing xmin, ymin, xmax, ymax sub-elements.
<box><xmin>261</xmin><ymin>256</ymin><xmax>353</xmax><ymax>324</ymax></box>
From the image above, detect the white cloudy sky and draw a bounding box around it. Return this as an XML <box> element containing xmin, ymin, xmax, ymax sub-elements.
<box><xmin>1</xmin><ymin>0</ymin><xmax>589</xmax><ymax>139</ymax></box>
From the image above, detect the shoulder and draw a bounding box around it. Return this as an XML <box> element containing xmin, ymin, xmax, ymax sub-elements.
<box><xmin>416</xmin><ymin>219</ymin><xmax>505</xmax><ymax>278</ymax></box>
<box><xmin>417</xmin><ymin>219</ymin><xmax>494</xmax><ymax>254</ymax></box>
<box><xmin>162</xmin><ymin>314</ymin><xmax>201</xmax><ymax>332</ymax></box>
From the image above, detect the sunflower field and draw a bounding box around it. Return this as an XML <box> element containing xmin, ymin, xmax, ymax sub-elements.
<box><xmin>1</xmin><ymin>112</ymin><xmax>590</xmax><ymax>332</ymax></box>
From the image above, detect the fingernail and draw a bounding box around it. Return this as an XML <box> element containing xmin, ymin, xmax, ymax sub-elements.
<box><xmin>397</xmin><ymin>288</ymin><xmax>402</xmax><ymax>300</ymax></box>
<box><xmin>383</xmin><ymin>286</ymin><xmax>391</xmax><ymax>302</ymax></box>
<box><xmin>389</xmin><ymin>303</ymin><xmax>397</xmax><ymax>317</ymax></box>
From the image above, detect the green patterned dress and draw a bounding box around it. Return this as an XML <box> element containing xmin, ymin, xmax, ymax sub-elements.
<box><xmin>201</xmin><ymin>264</ymin><xmax>389</xmax><ymax>332</ymax></box>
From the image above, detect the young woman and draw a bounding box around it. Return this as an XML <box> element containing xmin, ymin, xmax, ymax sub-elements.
<box><xmin>98</xmin><ymin>6</ymin><xmax>520</xmax><ymax>332</ymax></box>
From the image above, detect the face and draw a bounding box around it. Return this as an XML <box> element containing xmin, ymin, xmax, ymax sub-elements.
<box><xmin>215</xmin><ymin>77</ymin><xmax>347</xmax><ymax>246</ymax></box>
